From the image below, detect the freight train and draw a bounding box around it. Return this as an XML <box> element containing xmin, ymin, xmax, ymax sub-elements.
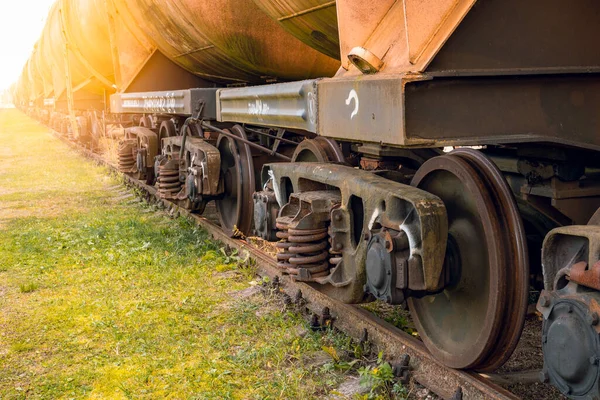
<box><xmin>13</xmin><ymin>1</ymin><xmax>600</xmax><ymax>397</ymax></box>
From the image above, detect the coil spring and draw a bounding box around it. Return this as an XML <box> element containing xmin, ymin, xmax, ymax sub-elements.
<box><xmin>117</xmin><ymin>140</ymin><xmax>136</xmax><ymax>172</ymax></box>
<box><xmin>157</xmin><ymin>162</ymin><xmax>181</xmax><ymax>197</ymax></box>
<box><xmin>275</xmin><ymin>222</ymin><xmax>330</xmax><ymax>280</ymax></box>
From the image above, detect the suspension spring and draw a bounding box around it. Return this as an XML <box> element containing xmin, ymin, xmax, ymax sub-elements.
<box><xmin>275</xmin><ymin>221</ymin><xmax>331</xmax><ymax>281</ymax></box>
<box><xmin>117</xmin><ymin>139</ymin><xmax>136</xmax><ymax>172</ymax></box>
<box><xmin>157</xmin><ymin>161</ymin><xmax>182</xmax><ymax>198</ymax></box>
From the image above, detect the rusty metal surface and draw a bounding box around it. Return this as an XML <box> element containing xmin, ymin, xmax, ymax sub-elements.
<box><xmin>291</xmin><ymin>137</ymin><xmax>345</xmax><ymax>163</ymax></box>
<box><xmin>428</xmin><ymin>0</ymin><xmax>600</xmax><ymax>76</ymax></box>
<box><xmin>335</xmin><ymin>0</ymin><xmax>475</xmax><ymax>75</ymax></box>
<box><xmin>36</xmin><ymin>0</ymin><xmax>116</xmax><ymax>100</ymax></box>
<box><xmin>215</xmin><ymin>125</ymin><xmax>256</xmax><ymax>237</ymax></box>
<box><xmin>276</xmin><ymin>190</ymin><xmax>341</xmax><ymax>281</ymax></box>
<box><xmin>267</xmin><ymin>162</ymin><xmax>448</xmax><ymax>303</ymax></box>
<box><xmin>450</xmin><ymin>149</ymin><xmax>529</xmax><ymax>372</ymax></box>
<box><xmin>251</xmin><ymin>0</ymin><xmax>339</xmax><ymax>59</ymax></box>
<box><xmin>112</xmin><ymin>0</ymin><xmax>339</xmax><ymax>84</ymax></box>
<box><xmin>541</xmin><ymin>225</ymin><xmax>600</xmax><ymax>291</ymax></box>
<box><xmin>300</xmin><ymin>72</ymin><xmax>600</xmax><ymax>151</ymax></box>
<box><xmin>110</xmin><ymin>88</ymin><xmax>218</xmax><ymax>117</ymax></box>
<box><xmin>409</xmin><ymin>154</ymin><xmax>505</xmax><ymax>370</ymax></box>
<box><xmin>51</xmin><ymin>127</ymin><xmax>520</xmax><ymax>400</ymax></box>
<box><xmin>217</xmin><ymin>80</ymin><xmax>319</xmax><ymax>133</ymax></box>
<box><xmin>569</xmin><ymin>261</ymin><xmax>600</xmax><ymax>292</ymax></box>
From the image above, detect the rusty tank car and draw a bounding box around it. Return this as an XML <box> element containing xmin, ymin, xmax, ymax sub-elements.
<box><xmin>15</xmin><ymin>0</ymin><xmax>600</xmax><ymax>398</ymax></box>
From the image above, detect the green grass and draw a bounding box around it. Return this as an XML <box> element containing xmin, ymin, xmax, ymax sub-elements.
<box><xmin>0</xmin><ymin>109</ymin><xmax>357</xmax><ymax>399</ymax></box>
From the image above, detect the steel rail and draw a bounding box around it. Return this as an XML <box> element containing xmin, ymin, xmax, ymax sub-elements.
<box><xmin>52</xmin><ymin>130</ymin><xmax>519</xmax><ymax>400</ymax></box>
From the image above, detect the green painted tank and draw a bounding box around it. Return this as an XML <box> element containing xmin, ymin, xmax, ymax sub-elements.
<box><xmin>251</xmin><ymin>0</ymin><xmax>340</xmax><ymax>59</ymax></box>
<box><xmin>111</xmin><ymin>0</ymin><xmax>339</xmax><ymax>84</ymax></box>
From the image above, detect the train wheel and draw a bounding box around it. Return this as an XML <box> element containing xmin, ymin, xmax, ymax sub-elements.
<box><xmin>291</xmin><ymin>137</ymin><xmax>345</xmax><ymax>163</ymax></box>
<box><xmin>216</xmin><ymin>125</ymin><xmax>255</xmax><ymax>237</ymax></box>
<box><xmin>159</xmin><ymin>120</ymin><xmax>176</xmax><ymax>141</ymax></box>
<box><xmin>409</xmin><ymin>150</ymin><xmax>528</xmax><ymax>370</ymax></box>
<box><xmin>139</xmin><ymin>115</ymin><xmax>153</xmax><ymax>130</ymax></box>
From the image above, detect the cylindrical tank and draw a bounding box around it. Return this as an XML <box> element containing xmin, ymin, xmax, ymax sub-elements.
<box><xmin>251</xmin><ymin>0</ymin><xmax>340</xmax><ymax>59</ymax></box>
<box><xmin>21</xmin><ymin>0</ymin><xmax>340</xmax><ymax>108</ymax></box>
<box><xmin>26</xmin><ymin>50</ymin><xmax>45</xmax><ymax>101</ymax></box>
<box><xmin>111</xmin><ymin>0</ymin><xmax>339</xmax><ymax>84</ymax></box>
<box><xmin>14</xmin><ymin>74</ymin><xmax>30</xmax><ymax>106</ymax></box>
<box><xmin>35</xmin><ymin>0</ymin><xmax>116</xmax><ymax>100</ymax></box>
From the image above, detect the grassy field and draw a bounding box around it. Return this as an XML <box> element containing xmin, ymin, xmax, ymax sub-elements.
<box><xmin>0</xmin><ymin>109</ymin><xmax>364</xmax><ymax>399</ymax></box>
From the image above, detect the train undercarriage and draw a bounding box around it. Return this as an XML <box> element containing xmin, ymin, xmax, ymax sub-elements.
<box><xmin>17</xmin><ymin>66</ymin><xmax>592</xmax><ymax>399</ymax></box>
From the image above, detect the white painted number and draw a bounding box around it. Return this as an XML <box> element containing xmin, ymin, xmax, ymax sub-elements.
<box><xmin>345</xmin><ymin>89</ymin><xmax>359</xmax><ymax>119</ymax></box>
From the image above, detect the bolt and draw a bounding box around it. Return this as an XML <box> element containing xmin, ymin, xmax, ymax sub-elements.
<box><xmin>360</xmin><ymin>328</ymin><xmax>369</xmax><ymax>345</ymax></box>
<box><xmin>588</xmin><ymin>312</ymin><xmax>599</xmax><ymax>326</ymax></box>
<box><xmin>321</xmin><ymin>307</ymin><xmax>334</xmax><ymax>328</ymax></box>
<box><xmin>334</xmin><ymin>243</ymin><xmax>343</xmax><ymax>251</ymax></box>
<box><xmin>283</xmin><ymin>293</ymin><xmax>292</xmax><ymax>307</ymax></box>
<box><xmin>310</xmin><ymin>314</ymin><xmax>320</xmax><ymax>331</ymax></box>
<box><xmin>334</xmin><ymin>213</ymin><xmax>342</xmax><ymax>222</ymax></box>
<box><xmin>539</xmin><ymin>370</ymin><xmax>550</xmax><ymax>383</ymax></box>
<box><xmin>399</xmin><ymin>353</ymin><xmax>410</xmax><ymax>366</ymax></box>
<box><xmin>590</xmin><ymin>356</ymin><xmax>600</xmax><ymax>365</ymax></box>
<box><xmin>539</xmin><ymin>295</ymin><xmax>551</xmax><ymax>307</ymax></box>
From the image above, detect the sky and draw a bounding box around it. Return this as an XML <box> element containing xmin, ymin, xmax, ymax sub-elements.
<box><xmin>0</xmin><ymin>0</ymin><xmax>56</xmax><ymax>91</ymax></box>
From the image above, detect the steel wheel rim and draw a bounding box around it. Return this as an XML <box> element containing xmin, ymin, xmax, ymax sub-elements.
<box><xmin>451</xmin><ymin>148</ymin><xmax>529</xmax><ymax>371</ymax></box>
<box><xmin>291</xmin><ymin>137</ymin><xmax>345</xmax><ymax>163</ymax></box>
<box><xmin>216</xmin><ymin>125</ymin><xmax>255</xmax><ymax>236</ymax></box>
<box><xmin>409</xmin><ymin>155</ymin><xmax>506</xmax><ymax>369</ymax></box>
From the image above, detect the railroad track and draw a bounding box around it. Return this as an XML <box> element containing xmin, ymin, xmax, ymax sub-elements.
<box><xmin>54</xmin><ymin>130</ymin><xmax>525</xmax><ymax>400</ymax></box>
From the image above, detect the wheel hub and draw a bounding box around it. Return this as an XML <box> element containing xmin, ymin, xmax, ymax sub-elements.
<box><xmin>540</xmin><ymin>293</ymin><xmax>600</xmax><ymax>397</ymax></box>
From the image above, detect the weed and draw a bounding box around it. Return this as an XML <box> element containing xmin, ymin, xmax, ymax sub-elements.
<box><xmin>357</xmin><ymin>352</ymin><xmax>408</xmax><ymax>400</ymax></box>
<box><xmin>19</xmin><ymin>282</ymin><xmax>37</xmax><ymax>293</ymax></box>
<box><xmin>0</xmin><ymin>109</ymin><xmax>355</xmax><ymax>399</ymax></box>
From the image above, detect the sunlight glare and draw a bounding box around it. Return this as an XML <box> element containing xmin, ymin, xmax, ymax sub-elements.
<box><xmin>0</xmin><ymin>0</ymin><xmax>56</xmax><ymax>91</ymax></box>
